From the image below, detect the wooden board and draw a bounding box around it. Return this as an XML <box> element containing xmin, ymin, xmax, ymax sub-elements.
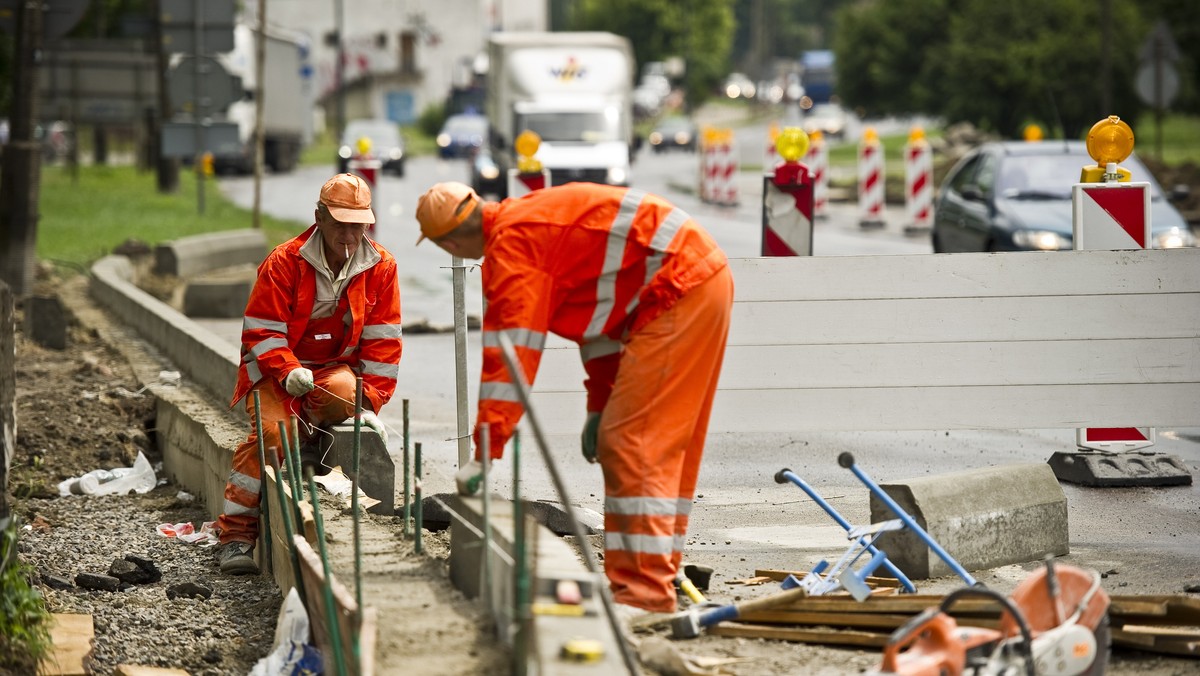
<box><xmin>262</xmin><ymin>465</ymin><xmax>318</xmax><ymax>595</ymax></box>
<box><xmin>114</xmin><ymin>666</ymin><xmax>192</xmax><ymax>675</ymax></box>
<box><xmin>38</xmin><ymin>613</ymin><xmax>93</xmax><ymax>676</ymax></box>
<box><xmin>525</xmin><ymin>249</ymin><xmax>1200</xmax><ymax>434</ymax></box>
<box><xmin>294</xmin><ymin>536</ymin><xmax>374</xmax><ymax>676</ymax></box>
<box><xmin>708</xmin><ymin>621</ymin><xmax>890</xmax><ymax>648</ymax></box>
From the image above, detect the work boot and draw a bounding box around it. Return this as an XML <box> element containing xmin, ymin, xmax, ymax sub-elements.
<box><xmin>298</xmin><ymin>427</ymin><xmax>334</xmax><ymax>477</ymax></box>
<box><xmin>218</xmin><ymin>541</ymin><xmax>260</xmax><ymax>575</ymax></box>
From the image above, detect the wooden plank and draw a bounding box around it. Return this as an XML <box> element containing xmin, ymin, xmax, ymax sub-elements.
<box><xmin>38</xmin><ymin>614</ymin><xmax>93</xmax><ymax>676</ymax></box>
<box><xmin>537</xmin><ymin>338</ymin><xmax>1200</xmax><ymax>391</ymax></box>
<box><xmin>728</xmin><ymin>249</ymin><xmax>1200</xmax><ymax>302</ymax></box>
<box><xmin>707</xmin><ymin>621</ymin><xmax>890</xmax><ymax>647</ymax></box>
<box><xmin>114</xmin><ymin>667</ymin><xmax>192</xmax><ymax>676</ymax></box>
<box><xmin>528</xmin><ymin>383</ymin><xmax>1200</xmax><ymax>433</ymax></box>
<box><xmin>294</xmin><ymin>536</ymin><xmax>370</xmax><ymax>676</ymax></box>
<box><xmin>1112</xmin><ymin>627</ymin><xmax>1200</xmax><ymax>658</ymax></box>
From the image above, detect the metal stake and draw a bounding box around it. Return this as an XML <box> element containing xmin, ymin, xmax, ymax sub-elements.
<box><xmin>306</xmin><ymin>473</ymin><xmax>349</xmax><ymax>676</ymax></box>
<box><xmin>352</xmin><ymin>377</ymin><xmax>364</xmax><ymax>620</ymax></box>
<box><xmin>252</xmin><ymin>391</ymin><xmax>273</xmax><ymax>573</ymax></box>
<box><xmin>278</xmin><ymin>420</ymin><xmax>304</xmax><ymax>528</ymax></box>
<box><xmin>402</xmin><ymin>398</ymin><xmax>411</xmax><ymax>538</ymax></box>
<box><xmin>414</xmin><ymin>442</ymin><xmax>423</xmax><ymax>555</ymax></box>
<box><xmin>265</xmin><ymin>446</ymin><xmax>306</xmax><ymax>606</ymax></box>
<box><xmin>480</xmin><ymin>423</ymin><xmax>493</xmax><ymax>624</ymax></box>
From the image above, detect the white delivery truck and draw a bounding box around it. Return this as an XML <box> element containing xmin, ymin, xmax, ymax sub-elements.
<box><xmin>212</xmin><ymin>23</ymin><xmax>310</xmax><ymax>173</ymax></box>
<box><xmin>484</xmin><ymin>32</ymin><xmax>636</xmax><ymax>197</ymax></box>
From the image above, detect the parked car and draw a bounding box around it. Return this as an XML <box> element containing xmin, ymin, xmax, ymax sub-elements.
<box><xmin>337</xmin><ymin>118</ymin><xmax>405</xmax><ymax>176</ymax></box>
<box><xmin>801</xmin><ymin>103</ymin><xmax>850</xmax><ymax>140</ymax></box>
<box><xmin>436</xmin><ymin>113</ymin><xmax>488</xmax><ymax>159</ymax></box>
<box><xmin>470</xmin><ymin>146</ymin><xmax>504</xmax><ymax>198</ymax></box>
<box><xmin>647</xmin><ymin>116</ymin><xmax>697</xmax><ymax>153</ymax></box>
<box><xmin>932</xmin><ymin>140</ymin><xmax>1196</xmax><ymax>253</ymax></box>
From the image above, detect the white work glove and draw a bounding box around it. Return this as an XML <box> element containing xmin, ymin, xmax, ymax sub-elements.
<box><xmin>455</xmin><ymin>460</ymin><xmax>484</xmax><ymax>496</ymax></box>
<box><xmin>284</xmin><ymin>368</ymin><xmax>315</xmax><ymax>396</ymax></box>
<box><xmin>357</xmin><ymin>411</ymin><xmax>388</xmax><ymax>445</ymax></box>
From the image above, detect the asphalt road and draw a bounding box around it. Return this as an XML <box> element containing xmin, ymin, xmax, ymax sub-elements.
<box><xmin>215</xmin><ymin>151</ymin><xmax>1200</xmax><ymax>605</ymax></box>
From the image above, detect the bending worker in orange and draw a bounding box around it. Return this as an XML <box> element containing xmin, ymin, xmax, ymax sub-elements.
<box><xmin>415</xmin><ymin>181</ymin><xmax>733</xmax><ymax>613</ymax></box>
<box><xmin>217</xmin><ymin>173</ymin><xmax>403</xmax><ymax>575</ymax></box>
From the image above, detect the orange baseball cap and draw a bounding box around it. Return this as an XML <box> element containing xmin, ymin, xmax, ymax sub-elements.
<box><xmin>415</xmin><ymin>182</ymin><xmax>479</xmax><ymax>244</ymax></box>
<box><xmin>319</xmin><ymin>173</ymin><xmax>375</xmax><ymax>224</ymax></box>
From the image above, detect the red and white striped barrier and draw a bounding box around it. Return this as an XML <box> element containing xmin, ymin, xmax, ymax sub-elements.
<box><xmin>700</xmin><ymin>129</ymin><xmax>738</xmax><ymax>206</ymax></box>
<box><xmin>506</xmin><ymin>168</ymin><xmax>551</xmax><ymax>198</ymax></box>
<box><xmin>1071</xmin><ymin>114</ymin><xmax>1154</xmax><ymax>452</ymax></box>
<box><xmin>805</xmin><ymin>131</ymin><xmax>829</xmax><ymax>219</ymax></box>
<box><xmin>763</xmin><ymin>122</ymin><xmax>781</xmax><ymax>172</ymax></box>
<box><xmin>903</xmin><ymin>128</ymin><xmax>933</xmax><ymax>234</ymax></box>
<box><xmin>348</xmin><ymin>153</ymin><xmax>382</xmax><ymax>234</ymax></box>
<box><xmin>857</xmin><ymin>128</ymin><xmax>885</xmax><ymax>228</ymax></box>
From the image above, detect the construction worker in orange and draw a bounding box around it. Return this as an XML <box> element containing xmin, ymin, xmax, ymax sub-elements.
<box><xmin>217</xmin><ymin>173</ymin><xmax>403</xmax><ymax>575</ymax></box>
<box><xmin>416</xmin><ymin>181</ymin><xmax>733</xmax><ymax>614</ymax></box>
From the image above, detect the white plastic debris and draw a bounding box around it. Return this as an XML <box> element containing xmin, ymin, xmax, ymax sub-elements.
<box><xmin>57</xmin><ymin>451</ymin><xmax>157</xmax><ymax>497</ymax></box>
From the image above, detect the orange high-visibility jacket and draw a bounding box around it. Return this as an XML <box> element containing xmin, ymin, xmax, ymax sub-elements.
<box><xmin>476</xmin><ymin>183</ymin><xmax>728</xmax><ymax>456</ymax></box>
<box><xmin>231</xmin><ymin>225</ymin><xmax>403</xmax><ymax>414</ymax></box>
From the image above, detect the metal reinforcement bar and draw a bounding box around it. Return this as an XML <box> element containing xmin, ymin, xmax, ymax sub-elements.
<box><xmin>352</xmin><ymin>378</ymin><xmax>364</xmax><ymax>621</ymax></box>
<box><xmin>307</xmin><ymin>471</ymin><xmax>349</xmax><ymax>676</ymax></box>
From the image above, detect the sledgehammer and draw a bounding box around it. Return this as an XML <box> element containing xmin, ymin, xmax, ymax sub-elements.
<box><xmin>670</xmin><ymin>583</ymin><xmax>808</xmax><ymax>639</ymax></box>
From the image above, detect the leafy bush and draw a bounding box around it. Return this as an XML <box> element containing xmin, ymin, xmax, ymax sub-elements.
<box><xmin>0</xmin><ymin>519</ymin><xmax>52</xmax><ymax>672</ymax></box>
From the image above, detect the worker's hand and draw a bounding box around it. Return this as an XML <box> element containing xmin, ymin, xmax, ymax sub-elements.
<box><xmin>358</xmin><ymin>411</ymin><xmax>388</xmax><ymax>445</ymax></box>
<box><xmin>455</xmin><ymin>460</ymin><xmax>484</xmax><ymax>496</ymax></box>
<box><xmin>284</xmin><ymin>368</ymin><xmax>315</xmax><ymax>396</ymax></box>
<box><xmin>580</xmin><ymin>411</ymin><xmax>601</xmax><ymax>464</ymax></box>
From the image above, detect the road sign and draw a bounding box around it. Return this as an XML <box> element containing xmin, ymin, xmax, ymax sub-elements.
<box><xmin>161</xmin><ymin>121</ymin><xmax>240</xmax><ymax>159</ymax></box>
<box><xmin>160</xmin><ymin>0</ymin><xmax>236</xmax><ymax>53</ymax></box>
<box><xmin>1072</xmin><ymin>183</ymin><xmax>1150</xmax><ymax>250</ymax></box>
<box><xmin>0</xmin><ymin>0</ymin><xmax>87</xmax><ymax>40</ymax></box>
<box><xmin>168</xmin><ymin>56</ymin><xmax>242</xmax><ymax>114</ymax></box>
<box><xmin>1135</xmin><ymin>62</ymin><xmax>1180</xmax><ymax>110</ymax></box>
<box><xmin>1137</xmin><ymin>20</ymin><xmax>1180</xmax><ymax>64</ymax></box>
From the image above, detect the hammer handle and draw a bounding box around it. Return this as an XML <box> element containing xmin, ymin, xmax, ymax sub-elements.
<box><xmin>700</xmin><ymin>586</ymin><xmax>808</xmax><ymax>627</ymax></box>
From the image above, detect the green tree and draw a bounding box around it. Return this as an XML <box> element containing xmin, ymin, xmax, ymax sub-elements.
<box><xmin>835</xmin><ymin>0</ymin><xmax>1150</xmax><ymax>138</ymax></box>
<box><xmin>568</xmin><ymin>0</ymin><xmax>736</xmax><ymax>107</ymax></box>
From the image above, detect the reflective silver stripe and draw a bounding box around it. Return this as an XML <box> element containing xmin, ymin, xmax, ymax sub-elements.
<box><xmin>340</xmin><ymin>346</ymin><xmax>356</xmax><ymax>358</ymax></box>
<box><xmin>483</xmin><ymin>328</ymin><xmax>546</xmax><ymax>352</ymax></box>
<box><xmin>250</xmin><ymin>337</ymin><xmax>288</xmax><ymax>360</ymax></box>
<box><xmin>479</xmin><ymin>381</ymin><xmax>521</xmax><ymax>403</ymax></box>
<box><xmin>605</xmin><ymin>496</ymin><xmax>694</xmax><ymax>517</ymax></box>
<box><xmin>623</xmin><ymin>250</ymin><xmax>666</xmax><ymax>321</ymax></box>
<box><xmin>580</xmin><ymin>337</ymin><xmax>622</xmax><ymax>363</ymax></box>
<box><xmin>228</xmin><ymin>469</ymin><xmax>260</xmax><ymax>494</ymax></box>
<box><xmin>246</xmin><ymin>360</ymin><xmax>262</xmax><ymax>383</ymax></box>
<box><xmin>604</xmin><ymin>532</ymin><xmax>684</xmax><ymax>555</ymax></box>
<box><xmin>361</xmin><ymin>359</ymin><xmax>399</xmax><ymax>380</ymax></box>
<box><xmin>222</xmin><ymin>500</ymin><xmax>260</xmax><ymax>517</ymax></box>
<box><xmin>362</xmin><ymin>323</ymin><xmax>403</xmax><ymax>340</ymax></box>
<box><xmin>650</xmin><ymin>207</ymin><xmax>689</xmax><ymax>252</ymax></box>
<box><xmin>243</xmin><ymin>316</ymin><xmax>289</xmax><ymax>333</ymax></box>
<box><xmin>584</xmin><ymin>189</ymin><xmax>646</xmax><ymax>339</ymax></box>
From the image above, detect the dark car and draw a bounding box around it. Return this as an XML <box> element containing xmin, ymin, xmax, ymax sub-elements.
<box><xmin>337</xmin><ymin>118</ymin><xmax>405</xmax><ymax>176</ymax></box>
<box><xmin>470</xmin><ymin>146</ymin><xmax>504</xmax><ymax>198</ymax></box>
<box><xmin>436</xmin><ymin>114</ymin><xmax>488</xmax><ymax>159</ymax></box>
<box><xmin>932</xmin><ymin>141</ymin><xmax>1196</xmax><ymax>252</ymax></box>
<box><xmin>647</xmin><ymin>117</ymin><xmax>697</xmax><ymax>153</ymax></box>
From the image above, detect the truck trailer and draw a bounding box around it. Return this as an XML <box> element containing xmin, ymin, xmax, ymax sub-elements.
<box><xmin>484</xmin><ymin>32</ymin><xmax>635</xmax><ymax>197</ymax></box>
<box><xmin>212</xmin><ymin>24</ymin><xmax>310</xmax><ymax>174</ymax></box>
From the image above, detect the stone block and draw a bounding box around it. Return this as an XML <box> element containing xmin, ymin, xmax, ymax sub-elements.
<box><xmin>869</xmin><ymin>463</ymin><xmax>1068</xmax><ymax>579</ymax></box>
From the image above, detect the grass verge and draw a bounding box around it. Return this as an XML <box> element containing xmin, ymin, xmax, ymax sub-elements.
<box><xmin>0</xmin><ymin>519</ymin><xmax>52</xmax><ymax>672</ymax></box>
<box><xmin>36</xmin><ymin>165</ymin><xmax>304</xmax><ymax>270</ymax></box>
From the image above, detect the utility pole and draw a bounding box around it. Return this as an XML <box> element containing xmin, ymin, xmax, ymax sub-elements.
<box><xmin>334</xmin><ymin>0</ymin><xmax>346</xmax><ymax>145</ymax></box>
<box><xmin>152</xmin><ymin>0</ymin><xmax>180</xmax><ymax>193</ymax></box>
<box><xmin>253</xmin><ymin>0</ymin><xmax>268</xmax><ymax>228</ymax></box>
<box><xmin>0</xmin><ymin>0</ymin><xmax>45</xmax><ymax>298</ymax></box>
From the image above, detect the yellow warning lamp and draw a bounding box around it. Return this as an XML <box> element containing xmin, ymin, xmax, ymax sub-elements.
<box><xmin>1081</xmin><ymin>115</ymin><xmax>1134</xmax><ymax>183</ymax></box>
<box><xmin>702</xmin><ymin>126</ymin><xmax>719</xmax><ymax>149</ymax></box>
<box><xmin>908</xmin><ymin>126</ymin><xmax>926</xmax><ymax>144</ymax></box>
<box><xmin>199</xmin><ymin>152</ymin><xmax>214</xmax><ymax>176</ymax></box>
<box><xmin>1023</xmin><ymin>124</ymin><xmax>1044</xmax><ymax>142</ymax></box>
<box><xmin>809</xmin><ymin>129</ymin><xmax>824</xmax><ymax>145</ymax></box>
<box><xmin>776</xmin><ymin>127</ymin><xmax>809</xmax><ymax>163</ymax></box>
<box><xmin>355</xmin><ymin>136</ymin><xmax>373</xmax><ymax>157</ymax></box>
<box><xmin>515</xmin><ymin>129</ymin><xmax>543</xmax><ymax>174</ymax></box>
<box><xmin>862</xmin><ymin>127</ymin><xmax>879</xmax><ymax>144</ymax></box>
<box><xmin>768</xmin><ymin>121</ymin><xmax>781</xmax><ymax>144</ymax></box>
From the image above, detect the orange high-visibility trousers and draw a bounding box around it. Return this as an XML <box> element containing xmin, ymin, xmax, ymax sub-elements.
<box><xmin>217</xmin><ymin>364</ymin><xmax>358</xmax><ymax>544</ymax></box>
<box><xmin>598</xmin><ymin>265</ymin><xmax>733</xmax><ymax>612</ymax></box>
